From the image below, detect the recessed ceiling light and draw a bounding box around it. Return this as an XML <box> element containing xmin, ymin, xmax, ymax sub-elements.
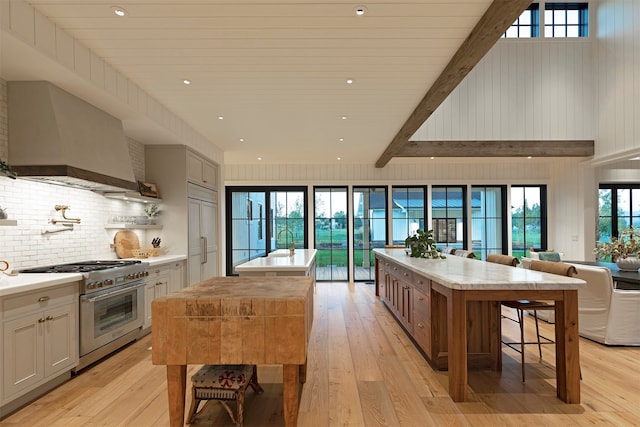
<box><xmin>217</xmin><ymin>116</ymin><xmax>224</xmax><ymax>120</ymax></box>
<box><xmin>337</xmin><ymin>157</ymin><xmax>342</xmax><ymax>161</ymax></box>
<box><xmin>346</xmin><ymin>79</ymin><xmax>354</xmax><ymax>84</ymax></box>
<box><xmin>430</xmin><ymin>157</ymin><xmax>435</xmax><ymax>160</ymax></box>
<box><xmin>341</xmin><ymin>116</ymin><xmax>347</xmax><ymax>120</ymax></box>
<box><xmin>183</xmin><ymin>79</ymin><xmax>191</xmax><ymax>85</ymax></box>
<box><xmin>527</xmin><ymin>156</ymin><xmax>532</xmax><ymax>159</ymax></box>
<box><xmin>111</xmin><ymin>6</ymin><xmax>127</xmax><ymax>17</ymax></box>
<box><xmin>239</xmin><ymin>138</ymin><xmax>245</xmax><ymax>142</ymax></box>
<box><xmin>257</xmin><ymin>157</ymin><xmax>263</xmax><ymax>161</ymax></box>
<box><xmin>355</xmin><ymin>6</ymin><xmax>367</xmax><ymax>16</ymax></box>
<box><xmin>339</xmin><ymin>138</ymin><xmax>344</xmax><ymax>142</ymax></box>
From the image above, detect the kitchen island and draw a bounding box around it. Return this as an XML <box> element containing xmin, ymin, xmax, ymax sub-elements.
<box><xmin>374</xmin><ymin>248</ymin><xmax>586</xmax><ymax>403</ymax></box>
<box><xmin>151</xmin><ymin>275</ymin><xmax>314</xmax><ymax>427</ymax></box>
<box><xmin>235</xmin><ymin>249</ymin><xmax>316</xmax><ymax>280</ymax></box>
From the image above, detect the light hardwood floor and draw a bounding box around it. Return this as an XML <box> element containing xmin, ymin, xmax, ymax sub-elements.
<box><xmin>1</xmin><ymin>282</ymin><xmax>639</xmax><ymax>426</ymax></box>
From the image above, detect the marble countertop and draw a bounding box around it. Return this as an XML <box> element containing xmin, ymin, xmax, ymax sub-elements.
<box><xmin>374</xmin><ymin>248</ymin><xmax>586</xmax><ymax>291</ymax></box>
<box><xmin>123</xmin><ymin>254</ymin><xmax>187</xmax><ymax>267</ymax></box>
<box><xmin>235</xmin><ymin>249</ymin><xmax>317</xmax><ymax>272</ymax></box>
<box><xmin>0</xmin><ymin>273</ymin><xmax>83</xmax><ymax>296</ymax></box>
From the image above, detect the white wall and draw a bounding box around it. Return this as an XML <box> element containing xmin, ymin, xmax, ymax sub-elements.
<box><xmin>413</xmin><ymin>39</ymin><xmax>594</xmax><ymax>142</ymax></box>
<box><xmin>594</xmin><ymin>0</ymin><xmax>640</xmax><ymax>160</ymax></box>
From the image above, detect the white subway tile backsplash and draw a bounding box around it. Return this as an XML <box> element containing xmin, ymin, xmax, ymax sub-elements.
<box><xmin>0</xmin><ymin>178</ymin><xmax>154</xmax><ymax>270</ymax></box>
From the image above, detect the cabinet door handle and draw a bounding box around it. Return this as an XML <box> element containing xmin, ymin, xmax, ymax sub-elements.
<box><xmin>417</xmin><ymin>323</ymin><xmax>424</xmax><ymax>329</ymax></box>
<box><xmin>403</xmin><ymin>272</ymin><xmax>408</xmax><ymax>277</ymax></box>
<box><xmin>45</xmin><ymin>315</ymin><xmax>54</xmax><ymax>321</ymax></box>
<box><xmin>38</xmin><ymin>296</ymin><xmax>50</xmax><ymax>302</ymax></box>
<box><xmin>200</xmin><ymin>236</ymin><xmax>206</xmax><ymax>264</ymax></box>
<box><xmin>418</xmin><ymin>296</ymin><xmax>425</xmax><ymax>301</ymax></box>
<box><xmin>38</xmin><ymin>318</ymin><xmax>46</xmax><ymax>323</ymax></box>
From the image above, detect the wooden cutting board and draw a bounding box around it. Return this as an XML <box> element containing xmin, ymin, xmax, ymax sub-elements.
<box><xmin>112</xmin><ymin>230</ymin><xmax>140</xmax><ymax>259</ymax></box>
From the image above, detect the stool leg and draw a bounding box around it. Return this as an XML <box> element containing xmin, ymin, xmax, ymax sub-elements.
<box><xmin>186</xmin><ymin>388</ymin><xmax>200</xmax><ymax>425</ymax></box>
<box><xmin>534</xmin><ymin>310</ymin><xmax>543</xmax><ymax>360</ymax></box>
<box><xmin>249</xmin><ymin>365</ymin><xmax>264</xmax><ymax>394</ymax></box>
<box><xmin>517</xmin><ymin>308</ymin><xmax>525</xmax><ymax>382</ymax></box>
<box><xmin>237</xmin><ymin>389</ymin><xmax>246</xmax><ymax>427</ymax></box>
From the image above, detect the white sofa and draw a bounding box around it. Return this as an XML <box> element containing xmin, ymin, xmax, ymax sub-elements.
<box><xmin>573</xmin><ymin>264</ymin><xmax>640</xmax><ymax>346</ymax></box>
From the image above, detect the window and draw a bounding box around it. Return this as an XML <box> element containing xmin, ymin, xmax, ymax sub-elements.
<box><xmin>472</xmin><ymin>186</ymin><xmax>507</xmax><ymax>260</ymax></box>
<box><xmin>598</xmin><ymin>185</ymin><xmax>640</xmax><ymax>244</ymax></box>
<box><xmin>391</xmin><ymin>186</ymin><xmax>427</xmax><ymax>245</ymax></box>
<box><xmin>432</xmin><ymin>186</ymin><xmax>467</xmax><ymax>250</ymax></box>
<box><xmin>503</xmin><ymin>4</ymin><xmax>539</xmax><ymax>38</ymax></box>
<box><xmin>511</xmin><ymin>185</ymin><xmax>547</xmax><ymax>258</ymax></box>
<box><xmin>544</xmin><ymin>3</ymin><xmax>588</xmax><ymax>38</ymax></box>
<box><xmin>225</xmin><ymin>187</ymin><xmax>307</xmax><ymax>275</ymax></box>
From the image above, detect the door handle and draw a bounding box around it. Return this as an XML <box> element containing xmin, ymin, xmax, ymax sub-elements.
<box><xmin>200</xmin><ymin>236</ymin><xmax>207</xmax><ymax>264</ymax></box>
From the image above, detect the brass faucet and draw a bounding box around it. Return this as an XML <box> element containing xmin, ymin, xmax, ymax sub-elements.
<box><xmin>277</xmin><ymin>228</ymin><xmax>295</xmax><ymax>256</ymax></box>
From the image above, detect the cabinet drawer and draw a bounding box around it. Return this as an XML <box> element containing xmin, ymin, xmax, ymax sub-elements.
<box><xmin>2</xmin><ymin>283</ymin><xmax>78</xmax><ymax>320</ymax></box>
<box><xmin>389</xmin><ymin>264</ymin><xmax>413</xmax><ymax>282</ymax></box>
<box><xmin>413</xmin><ymin>310</ymin><xmax>431</xmax><ymax>357</ymax></box>
<box><xmin>413</xmin><ymin>275</ymin><xmax>430</xmax><ymax>294</ymax></box>
<box><xmin>413</xmin><ymin>288</ymin><xmax>430</xmax><ymax>318</ymax></box>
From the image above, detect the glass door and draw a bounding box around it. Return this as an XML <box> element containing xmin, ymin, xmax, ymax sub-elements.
<box><xmin>353</xmin><ymin>187</ymin><xmax>387</xmax><ymax>281</ymax></box>
<box><xmin>314</xmin><ymin>187</ymin><xmax>348</xmax><ymax>281</ymax></box>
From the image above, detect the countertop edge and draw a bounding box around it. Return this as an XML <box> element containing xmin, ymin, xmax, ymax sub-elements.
<box><xmin>0</xmin><ymin>273</ymin><xmax>83</xmax><ymax>297</ymax></box>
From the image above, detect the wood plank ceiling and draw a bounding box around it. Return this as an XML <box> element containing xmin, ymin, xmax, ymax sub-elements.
<box><xmin>2</xmin><ymin>0</ymin><xmax>593</xmax><ymax>165</ymax></box>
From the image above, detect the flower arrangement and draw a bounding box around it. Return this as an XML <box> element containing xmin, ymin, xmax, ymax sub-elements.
<box><xmin>144</xmin><ymin>203</ymin><xmax>160</xmax><ymax>218</ymax></box>
<box><xmin>404</xmin><ymin>229</ymin><xmax>445</xmax><ymax>259</ymax></box>
<box><xmin>594</xmin><ymin>227</ymin><xmax>640</xmax><ymax>260</ymax></box>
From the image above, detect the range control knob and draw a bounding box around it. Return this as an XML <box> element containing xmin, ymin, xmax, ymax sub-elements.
<box><xmin>95</xmin><ymin>280</ymin><xmax>104</xmax><ymax>288</ymax></box>
<box><xmin>104</xmin><ymin>279</ymin><xmax>114</xmax><ymax>287</ymax></box>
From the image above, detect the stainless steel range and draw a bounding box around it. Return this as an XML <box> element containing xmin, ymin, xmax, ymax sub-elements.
<box><xmin>21</xmin><ymin>260</ymin><xmax>148</xmax><ymax>371</ymax></box>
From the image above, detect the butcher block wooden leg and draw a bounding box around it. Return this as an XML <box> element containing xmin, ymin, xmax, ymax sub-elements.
<box><xmin>555</xmin><ymin>290</ymin><xmax>581</xmax><ymax>403</ymax></box>
<box><xmin>283</xmin><ymin>364</ymin><xmax>300</xmax><ymax>426</ymax></box>
<box><xmin>166</xmin><ymin>365</ymin><xmax>187</xmax><ymax>427</ymax></box>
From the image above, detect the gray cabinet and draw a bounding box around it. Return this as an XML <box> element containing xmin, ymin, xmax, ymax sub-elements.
<box><xmin>1</xmin><ymin>283</ymin><xmax>78</xmax><ymax>407</ymax></box>
<box><xmin>145</xmin><ymin>145</ymin><xmax>220</xmax><ymax>279</ymax></box>
<box><xmin>188</xmin><ymin>184</ymin><xmax>218</xmax><ymax>285</ymax></box>
<box><xmin>143</xmin><ymin>260</ymin><xmax>186</xmax><ymax>330</ymax></box>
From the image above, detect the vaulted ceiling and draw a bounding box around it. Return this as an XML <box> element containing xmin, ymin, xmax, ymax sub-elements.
<box><xmin>2</xmin><ymin>1</ymin><xmax>590</xmax><ymax>166</ymax></box>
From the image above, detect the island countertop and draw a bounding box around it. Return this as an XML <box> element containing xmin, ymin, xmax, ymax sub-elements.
<box><xmin>235</xmin><ymin>249</ymin><xmax>317</xmax><ymax>272</ymax></box>
<box><xmin>373</xmin><ymin>248</ymin><xmax>585</xmax><ymax>291</ymax></box>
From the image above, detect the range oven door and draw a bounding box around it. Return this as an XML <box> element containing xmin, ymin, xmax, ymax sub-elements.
<box><xmin>79</xmin><ymin>281</ymin><xmax>145</xmax><ymax>356</ymax></box>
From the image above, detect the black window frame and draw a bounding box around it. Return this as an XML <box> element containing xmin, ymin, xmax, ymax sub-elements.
<box><xmin>431</xmin><ymin>185</ymin><xmax>468</xmax><ymax>248</ymax></box>
<box><xmin>511</xmin><ymin>185</ymin><xmax>548</xmax><ymax>255</ymax></box>
<box><xmin>544</xmin><ymin>2</ymin><xmax>588</xmax><ymax>38</ymax></box>
<box><xmin>503</xmin><ymin>3</ymin><xmax>540</xmax><ymax>38</ymax></box>
<box><xmin>598</xmin><ymin>184</ymin><xmax>640</xmax><ymax>242</ymax></box>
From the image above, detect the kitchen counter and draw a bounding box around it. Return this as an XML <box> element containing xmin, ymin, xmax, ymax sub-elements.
<box><xmin>0</xmin><ymin>273</ymin><xmax>83</xmax><ymax>296</ymax></box>
<box><xmin>124</xmin><ymin>254</ymin><xmax>187</xmax><ymax>267</ymax></box>
<box><xmin>235</xmin><ymin>249</ymin><xmax>316</xmax><ymax>276</ymax></box>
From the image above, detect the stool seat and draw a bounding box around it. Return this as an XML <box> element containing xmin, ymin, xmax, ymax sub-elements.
<box><xmin>187</xmin><ymin>364</ymin><xmax>263</xmax><ymax>426</ymax></box>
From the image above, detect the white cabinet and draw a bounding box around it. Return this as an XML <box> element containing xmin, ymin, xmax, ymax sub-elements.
<box><xmin>2</xmin><ymin>283</ymin><xmax>78</xmax><ymax>403</ymax></box>
<box><xmin>187</xmin><ymin>151</ymin><xmax>217</xmax><ymax>189</ymax></box>
<box><xmin>143</xmin><ymin>260</ymin><xmax>186</xmax><ymax>330</ymax></box>
<box><xmin>188</xmin><ymin>184</ymin><xmax>218</xmax><ymax>285</ymax></box>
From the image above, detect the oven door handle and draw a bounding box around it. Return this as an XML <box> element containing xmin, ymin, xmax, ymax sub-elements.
<box><xmin>83</xmin><ymin>281</ymin><xmax>145</xmax><ymax>303</ymax></box>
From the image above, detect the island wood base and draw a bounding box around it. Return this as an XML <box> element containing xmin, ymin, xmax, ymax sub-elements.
<box><xmin>374</xmin><ymin>251</ymin><xmax>582</xmax><ymax>403</ymax></box>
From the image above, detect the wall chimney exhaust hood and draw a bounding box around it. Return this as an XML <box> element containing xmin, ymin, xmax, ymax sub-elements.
<box><xmin>8</xmin><ymin>81</ymin><xmax>138</xmax><ymax>193</ymax></box>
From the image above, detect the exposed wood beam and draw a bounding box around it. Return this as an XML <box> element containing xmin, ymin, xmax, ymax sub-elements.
<box><xmin>396</xmin><ymin>140</ymin><xmax>595</xmax><ymax>158</ymax></box>
<box><xmin>375</xmin><ymin>0</ymin><xmax>533</xmax><ymax>168</ymax></box>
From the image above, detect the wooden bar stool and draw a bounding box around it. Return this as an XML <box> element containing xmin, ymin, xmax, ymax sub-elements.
<box><xmin>187</xmin><ymin>364</ymin><xmax>263</xmax><ymax>426</ymax></box>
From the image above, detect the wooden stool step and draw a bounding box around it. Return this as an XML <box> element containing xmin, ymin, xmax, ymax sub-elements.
<box><xmin>187</xmin><ymin>364</ymin><xmax>263</xmax><ymax>426</ymax></box>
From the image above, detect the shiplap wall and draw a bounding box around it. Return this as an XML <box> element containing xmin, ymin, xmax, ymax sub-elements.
<box><xmin>413</xmin><ymin>39</ymin><xmax>594</xmax><ymax>141</ymax></box>
<box><xmin>595</xmin><ymin>0</ymin><xmax>640</xmax><ymax>159</ymax></box>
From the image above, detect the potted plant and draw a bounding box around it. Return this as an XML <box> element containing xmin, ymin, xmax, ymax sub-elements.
<box><xmin>404</xmin><ymin>229</ymin><xmax>445</xmax><ymax>259</ymax></box>
<box><xmin>144</xmin><ymin>203</ymin><xmax>160</xmax><ymax>225</ymax></box>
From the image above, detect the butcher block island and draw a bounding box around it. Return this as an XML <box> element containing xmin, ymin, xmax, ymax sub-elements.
<box><xmin>151</xmin><ymin>276</ymin><xmax>314</xmax><ymax>427</ymax></box>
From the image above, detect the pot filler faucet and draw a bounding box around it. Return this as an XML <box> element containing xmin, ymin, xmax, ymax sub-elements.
<box><xmin>277</xmin><ymin>228</ymin><xmax>295</xmax><ymax>256</ymax></box>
